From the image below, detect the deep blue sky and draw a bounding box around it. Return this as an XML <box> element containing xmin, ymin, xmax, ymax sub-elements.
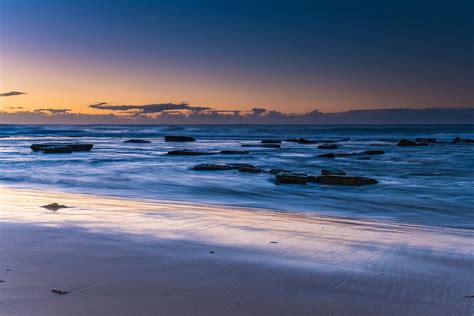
<box><xmin>1</xmin><ymin>0</ymin><xmax>473</xmax><ymax>114</ymax></box>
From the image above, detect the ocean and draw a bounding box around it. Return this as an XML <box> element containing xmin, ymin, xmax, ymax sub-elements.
<box><xmin>1</xmin><ymin>124</ymin><xmax>473</xmax><ymax>229</ymax></box>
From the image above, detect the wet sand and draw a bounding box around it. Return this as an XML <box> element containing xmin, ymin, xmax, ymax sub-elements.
<box><xmin>0</xmin><ymin>186</ymin><xmax>473</xmax><ymax>315</ymax></box>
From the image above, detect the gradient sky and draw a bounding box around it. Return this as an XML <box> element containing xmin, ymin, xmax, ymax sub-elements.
<box><xmin>1</xmin><ymin>0</ymin><xmax>473</xmax><ymax>115</ymax></box>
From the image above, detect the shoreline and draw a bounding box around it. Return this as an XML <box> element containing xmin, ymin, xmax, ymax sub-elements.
<box><xmin>1</xmin><ymin>185</ymin><xmax>473</xmax><ymax>315</ymax></box>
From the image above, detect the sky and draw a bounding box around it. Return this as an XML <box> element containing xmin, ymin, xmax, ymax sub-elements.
<box><xmin>0</xmin><ymin>0</ymin><xmax>473</xmax><ymax>123</ymax></box>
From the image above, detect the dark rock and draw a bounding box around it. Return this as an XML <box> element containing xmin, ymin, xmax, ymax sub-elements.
<box><xmin>226</xmin><ymin>163</ymin><xmax>256</xmax><ymax>169</ymax></box>
<box><xmin>318</xmin><ymin>144</ymin><xmax>338</xmax><ymax>149</ymax></box>
<box><xmin>51</xmin><ymin>288</ymin><xmax>70</xmax><ymax>295</ymax></box>
<box><xmin>452</xmin><ymin>137</ymin><xmax>474</xmax><ymax>144</ymax></box>
<box><xmin>238</xmin><ymin>166</ymin><xmax>262</xmax><ymax>173</ymax></box>
<box><xmin>124</xmin><ymin>139</ymin><xmax>151</xmax><ymax>143</ymax></box>
<box><xmin>275</xmin><ymin>173</ymin><xmax>308</xmax><ymax>185</ymax></box>
<box><xmin>242</xmin><ymin>144</ymin><xmax>281</xmax><ymax>148</ymax></box>
<box><xmin>167</xmin><ymin>150</ymin><xmax>214</xmax><ymax>156</ymax></box>
<box><xmin>165</xmin><ymin>135</ymin><xmax>195</xmax><ymax>142</ymax></box>
<box><xmin>313</xmin><ymin>175</ymin><xmax>377</xmax><ymax>185</ymax></box>
<box><xmin>41</xmin><ymin>203</ymin><xmax>68</xmax><ymax>211</ymax></box>
<box><xmin>220</xmin><ymin>150</ymin><xmax>250</xmax><ymax>155</ymax></box>
<box><xmin>362</xmin><ymin>150</ymin><xmax>384</xmax><ymax>155</ymax></box>
<box><xmin>261</xmin><ymin>140</ymin><xmax>282</xmax><ymax>144</ymax></box>
<box><xmin>269</xmin><ymin>168</ymin><xmax>291</xmax><ymax>175</ymax></box>
<box><xmin>397</xmin><ymin>139</ymin><xmax>417</xmax><ymax>146</ymax></box>
<box><xmin>41</xmin><ymin>146</ymin><xmax>73</xmax><ymax>154</ymax></box>
<box><xmin>415</xmin><ymin>138</ymin><xmax>437</xmax><ymax>143</ymax></box>
<box><xmin>417</xmin><ymin>142</ymin><xmax>429</xmax><ymax>146</ymax></box>
<box><xmin>193</xmin><ymin>164</ymin><xmax>233</xmax><ymax>171</ymax></box>
<box><xmin>285</xmin><ymin>138</ymin><xmax>317</xmax><ymax>144</ymax></box>
<box><xmin>318</xmin><ymin>153</ymin><xmax>336</xmax><ymax>158</ymax></box>
<box><xmin>321</xmin><ymin>168</ymin><xmax>346</xmax><ymax>176</ymax></box>
<box><xmin>31</xmin><ymin>143</ymin><xmax>93</xmax><ymax>152</ymax></box>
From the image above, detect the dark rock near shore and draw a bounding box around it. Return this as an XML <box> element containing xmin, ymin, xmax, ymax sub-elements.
<box><xmin>165</xmin><ymin>135</ymin><xmax>195</xmax><ymax>142</ymax></box>
<box><xmin>41</xmin><ymin>146</ymin><xmax>73</xmax><ymax>154</ymax></box>
<box><xmin>124</xmin><ymin>139</ymin><xmax>151</xmax><ymax>143</ymax></box>
<box><xmin>51</xmin><ymin>288</ymin><xmax>70</xmax><ymax>295</ymax></box>
<box><xmin>42</xmin><ymin>203</ymin><xmax>68</xmax><ymax>211</ymax></box>
<box><xmin>312</xmin><ymin>175</ymin><xmax>377</xmax><ymax>185</ymax></box>
<box><xmin>318</xmin><ymin>153</ymin><xmax>336</xmax><ymax>158</ymax></box>
<box><xmin>275</xmin><ymin>173</ymin><xmax>308</xmax><ymax>185</ymax></box>
<box><xmin>167</xmin><ymin>150</ymin><xmax>214</xmax><ymax>156</ymax></box>
<box><xmin>31</xmin><ymin>143</ymin><xmax>93</xmax><ymax>152</ymax></box>
<box><xmin>192</xmin><ymin>164</ymin><xmax>233</xmax><ymax>171</ymax></box>
<box><xmin>318</xmin><ymin>144</ymin><xmax>338</xmax><ymax>149</ymax></box>
<box><xmin>261</xmin><ymin>140</ymin><xmax>282</xmax><ymax>144</ymax></box>
<box><xmin>238</xmin><ymin>166</ymin><xmax>262</xmax><ymax>173</ymax></box>
<box><xmin>321</xmin><ymin>168</ymin><xmax>346</xmax><ymax>176</ymax></box>
<box><xmin>362</xmin><ymin>150</ymin><xmax>384</xmax><ymax>155</ymax></box>
<box><xmin>397</xmin><ymin>139</ymin><xmax>417</xmax><ymax>146</ymax></box>
<box><xmin>415</xmin><ymin>138</ymin><xmax>437</xmax><ymax>143</ymax></box>
<box><xmin>220</xmin><ymin>150</ymin><xmax>250</xmax><ymax>155</ymax></box>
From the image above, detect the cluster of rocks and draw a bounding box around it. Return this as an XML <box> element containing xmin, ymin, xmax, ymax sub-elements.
<box><xmin>31</xmin><ymin>143</ymin><xmax>93</xmax><ymax>154</ymax></box>
<box><xmin>398</xmin><ymin>137</ymin><xmax>474</xmax><ymax>146</ymax></box>
<box><xmin>192</xmin><ymin>163</ymin><xmax>377</xmax><ymax>186</ymax></box>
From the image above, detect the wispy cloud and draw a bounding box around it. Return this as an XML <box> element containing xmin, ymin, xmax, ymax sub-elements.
<box><xmin>33</xmin><ymin>108</ymin><xmax>72</xmax><ymax>114</ymax></box>
<box><xmin>0</xmin><ymin>91</ymin><xmax>27</xmax><ymax>97</ymax></box>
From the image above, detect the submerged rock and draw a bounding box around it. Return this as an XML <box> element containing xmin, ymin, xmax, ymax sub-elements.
<box><xmin>275</xmin><ymin>173</ymin><xmax>308</xmax><ymax>185</ymax></box>
<box><xmin>261</xmin><ymin>140</ymin><xmax>282</xmax><ymax>144</ymax></box>
<box><xmin>452</xmin><ymin>137</ymin><xmax>474</xmax><ymax>144</ymax></box>
<box><xmin>220</xmin><ymin>150</ymin><xmax>250</xmax><ymax>155</ymax></box>
<box><xmin>167</xmin><ymin>150</ymin><xmax>214</xmax><ymax>156</ymax></box>
<box><xmin>31</xmin><ymin>143</ymin><xmax>93</xmax><ymax>152</ymax></box>
<box><xmin>41</xmin><ymin>146</ymin><xmax>73</xmax><ymax>154</ymax></box>
<box><xmin>241</xmin><ymin>144</ymin><xmax>281</xmax><ymax>148</ymax></box>
<box><xmin>226</xmin><ymin>163</ymin><xmax>256</xmax><ymax>169</ymax></box>
<box><xmin>321</xmin><ymin>168</ymin><xmax>346</xmax><ymax>176</ymax></box>
<box><xmin>165</xmin><ymin>135</ymin><xmax>195</xmax><ymax>142</ymax></box>
<box><xmin>42</xmin><ymin>203</ymin><xmax>68</xmax><ymax>211</ymax></box>
<box><xmin>312</xmin><ymin>175</ymin><xmax>377</xmax><ymax>185</ymax></box>
<box><xmin>192</xmin><ymin>164</ymin><xmax>233</xmax><ymax>171</ymax></box>
<box><xmin>269</xmin><ymin>168</ymin><xmax>291</xmax><ymax>175</ymax></box>
<box><xmin>238</xmin><ymin>166</ymin><xmax>262</xmax><ymax>173</ymax></box>
<box><xmin>318</xmin><ymin>153</ymin><xmax>336</xmax><ymax>158</ymax></box>
<box><xmin>415</xmin><ymin>138</ymin><xmax>437</xmax><ymax>143</ymax></box>
<box><xmin>285</xmin><ymin>138</ymin><xmax>317</xmax><ymax>144</ymax></box>
<box><xmin>318</xmin><ymin>144</ymin><xmax>338</xmax><ymax>149</ymax></box>
<box><xmin>362</xmin><ymin>150</ymin><xmax>384</xmax><ymax>155</ymax></box>
<box><xmin>124</xmin><ymin>139</ymin><xmax>151</xmax><ymax>143</ymax></box>
<box><xmin>397</xmin><ymin>139</ymin><xmax>417</xmax><ymax>146</ymax></box>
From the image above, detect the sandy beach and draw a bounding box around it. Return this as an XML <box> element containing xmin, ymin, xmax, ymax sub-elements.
<box><xmin>0</xmin><ymin>185</ymin><xmax>473</xmax><ymax>315</ymax></box>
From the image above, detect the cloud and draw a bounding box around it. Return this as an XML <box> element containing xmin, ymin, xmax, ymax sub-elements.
<box><xmin>89</xmin><ymin>102</ymin><xmax>211</xmax><ymax>114</ymax></box>
<box><xmin>251</xmin><ymin>107</ymin><xmax>267</xmax><ymax>115</ymax></box>
<box><xmin>34</xmin><ymin>108</ymin><xmax>72</xmax><ymax>114</ymax></box>
<box><xmin>1</xmin><ymin>104</ymin><xmax>473</xmax><ymax>124</ymax></box>
<box><xmin>0</xmin><ymin>91</ymin><xmax>27</xmax><ymax>97</ymax></box>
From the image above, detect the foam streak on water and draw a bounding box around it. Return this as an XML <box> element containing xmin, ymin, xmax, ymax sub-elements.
<box><xmin>0</xmin><ymin>124</ymin><xmax>473</xmax><ymax>229</ymax></box>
